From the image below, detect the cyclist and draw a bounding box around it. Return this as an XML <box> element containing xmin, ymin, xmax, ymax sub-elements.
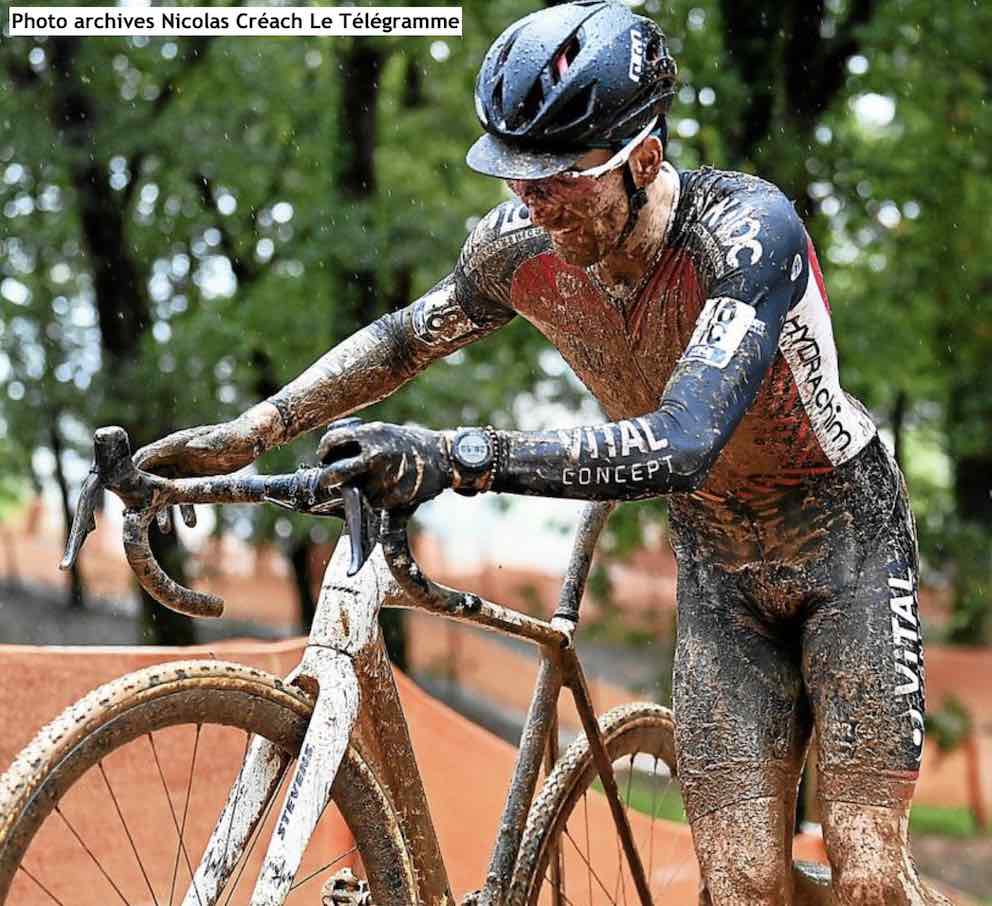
<box><xmin>138</xmin><ymin>3</ymin><xmax>951</xmax><ymax>904</ymax></box>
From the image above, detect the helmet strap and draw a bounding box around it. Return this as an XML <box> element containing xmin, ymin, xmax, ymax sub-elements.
<box><xmin>616</xmin><ymin>162</ymin><xmax>648</xmax><ymax>248</ymax></box>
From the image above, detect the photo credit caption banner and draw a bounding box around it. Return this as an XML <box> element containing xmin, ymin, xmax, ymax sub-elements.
<box><xmin>7</xmin><ymin>7</ymin><xmax>462</xmax><ymax>37</ymax></box>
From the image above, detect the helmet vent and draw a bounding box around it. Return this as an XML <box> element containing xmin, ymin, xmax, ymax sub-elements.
<box><xmin>551</xmin><ymin>36</ymin><xmax>581</xmax><ymax>84</ymax></box>
<box><xmin>497</xmin><ymin>27</ymin><xmax>521</xmax><ymax>69</ymax></box>
<box><xmin>553</xmin><ymin>81</ymin><xmax>597</xmax><ymax>131</ymax></box>
<box><xmin>490</xmin><ymin>75</ymin><xmax>505</xmax><ymax>119</ymax></box>
<box><xmin>516</xmin><ymin>79</ymin><xmax>546</xmax><ymax>127</ymax></box>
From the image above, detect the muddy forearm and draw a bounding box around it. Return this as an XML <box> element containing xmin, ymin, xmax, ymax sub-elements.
<box><xmin>265</xmin><ymin>314</ymin><xmax>417</xmax><ymax>441</ymax></box>
<box><xmin>264</xmin><ymin>277</ymin><xmax>495</xmax><ymax>442</ymax></box>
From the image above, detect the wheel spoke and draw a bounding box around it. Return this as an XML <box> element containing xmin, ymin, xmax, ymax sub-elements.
<box><xmin>149</xmin><ymin>732</ymin><xmax>193</xmax><ymax>906</ymax></box>
<box><xmin>222</xmin><ymin>762</ymin><xmax>290</xmax><ymax>906</ymax></box>
<box><xmin>168</xmin><ymin>723</ymin><xmax>205</xmax><ymax>906</ymax></box>
<box><xmin>648</xmin><ymin>756</ymin><xmax>659</xmax><ymax>884</ymax></box>
<box><xmin>652</xmin><ymin>778</ymin><xmax>681</xmax><ymax>889</ymax></box>
<box><xmin>55</xmin><ymin>804</ymin><xmax>133</xmax><ymax>905</ymax></box>
<box><xmin>5</xmin><ymin>666</ymin><xmax>413</xmax><ymax>906</ymax></box>
<box><xmin>529</xmin><ymin>716</ymin><xmax>683</xmax><ymax>906</ymax></box>
<box><xmin>99</xmin><ymin>759</ymin><xmax>160</xmax><ymax>906</ymax></box>
<box><xmin>17</xmin><ymin>863</ymin><xmax>70</xmax><ymax>906</ymax></box>
<box><xmin>618</xmin><ymin>755</ymin><xmax>635</xmax><ymax>906</ymax></box>
<box><xmin>613</xmin><ymin>803</ymin><xmax>627</xmax><ymax>906</ymax></box>
<box><xmin>563</xmin><ymin>826</ymin><xmax>618</xmax><ymax>906</ymax></box>
<box><xmin>288</xmin><ymin>845</ymin><xmax>359</xmax><ymax>891</ymax></box>
<box><xmin>583</xmin><ymin>792</ymin><xmax>593</xmax><ymax>906</ymax></box>
<box><xmin>543</xmin><ymin>866</ymin><xmax>579</xmax><ymax>906</ymax></box>
<box><xmin>218</xmin><ymin>733</ymin><xmax>253</xmax><ymax>881</ymax></box>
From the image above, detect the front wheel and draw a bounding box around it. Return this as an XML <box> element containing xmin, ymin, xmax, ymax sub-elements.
<box><xmin>0</xmin><ymin>660</ymin><xmax>417</xmax><ymax>906</ymax></box>
<box><xmin>510</xmin><ymin>703</ymin><xmax>688</xmax><ymax>906</ymax></box>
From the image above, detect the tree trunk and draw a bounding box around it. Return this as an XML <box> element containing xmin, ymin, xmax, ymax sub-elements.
<box><xmin>46</xmin><ymin>36</ymin><xmax>196</xmax><ymax>644</ymax></box>
<box><xmin>1</xmin><ymin>530</ymin><xmax>19</xmax><ymax>590</ymax></box>
<box><xmin>289</xmin><ymin>536</ymin><xmax>317</xmax><ymax>633</ymax></box>
<box><xmin>338</xmin><ymin>41</ymin><xmax>385</xmax><ymax>325</ymax></box>
<box><xmin>48</xmin><ymin>418</ymin><xmax>86</xmax><ymax>609</ymax></box>
<box><xmin>719</xmin><ymin>0</ymin><xmax>880</xmax><ymax>220</ymax></box>
<box><xmin>252</xmin><ymin>348</ymin><xmax>322</xmax><ymax>633</ymax></box>
<box><xmin>948</xmin><ymin>452</ymin><xmax>992</xmax><ymax>645</ymax></box>
<box><xmin>333</xmin><ymin>41</ymin><xmax>407</xmax><ymax>667</ymax></box>
<box><xmin>140</xmin><ymin>524</ymin><xmax>197</xmax><ymax>646</ymax></box>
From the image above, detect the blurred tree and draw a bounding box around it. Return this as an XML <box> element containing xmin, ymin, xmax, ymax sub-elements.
<box><xmin>0</xmin><ymin>181</ymin><xmax>92</xmax><ymax>608</ymax></box>
<box><xmin>609</xmin><ymin>0</ymin><xmax>990</xmax><ymax>639</ymax></box>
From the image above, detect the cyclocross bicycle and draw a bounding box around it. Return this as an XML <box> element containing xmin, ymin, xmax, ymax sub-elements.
<box><xmin>0</xmin><ymin>426</ymin><xmax>831</xmax><ymax>906</ymax></box>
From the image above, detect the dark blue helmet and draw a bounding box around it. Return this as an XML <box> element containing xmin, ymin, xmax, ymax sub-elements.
<box><xmin>467</xmin><ymin>1</ymin><xmax>678</xmax><ymax>180</ymax></box>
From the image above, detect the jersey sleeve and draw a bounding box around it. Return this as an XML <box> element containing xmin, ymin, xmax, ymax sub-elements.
<box><xmin>491</xmin><ymin>184</ymin><xmax>810</xmax><ymax>500</ymax></box>
<box><xmin>452</xmin><ymin>199</ymin><xmax>550</xmax><ymax>328</ymax></box>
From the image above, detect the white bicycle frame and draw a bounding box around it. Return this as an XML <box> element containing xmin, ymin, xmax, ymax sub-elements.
<box><xmin>176</xmin><ymin>500</ymin><xmax>634</xmax><ymax>906</ymax></box>
<box><xmin>181</xmin><ymin>535</ymin><xmax>452</xmax><ymax>906</ymax></box>
<box><xmin>58</xmin><ymin>432</ymin><xmax>632</xmax><ymax>906</ymax></box>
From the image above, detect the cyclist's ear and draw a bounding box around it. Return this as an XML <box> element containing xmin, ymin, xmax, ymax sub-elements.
<box><xmin>629</xmin><ymin>136</ymin><xmax>664</xmax><ymax>188</ymax></box>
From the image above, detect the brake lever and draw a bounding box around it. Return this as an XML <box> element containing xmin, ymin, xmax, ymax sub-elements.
<box><xmin>60</xmin><ymin>470</ymin><xmax>102</xmax><ymax>570</ymax></box>
<box><xmin>341</xmin><ymin>484</ymin><xmax>371</xmax><ymax>577</ymax></box>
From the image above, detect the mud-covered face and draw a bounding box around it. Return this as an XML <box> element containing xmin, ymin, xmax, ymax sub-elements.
<box><xmin>506</xmin><ymin>149</ymin><xmax>630</xmax><ymax>267</ymax></box>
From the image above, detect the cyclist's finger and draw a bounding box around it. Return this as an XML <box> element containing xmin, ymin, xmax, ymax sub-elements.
<box><xmin>317</xmin><ymin>417</ymin><xmax>369</xmax><ymax>462</ymax></box>
<box><xmin>180</xmin><ymin>504</ymin><xmax>197</xmax><ymax>528</ymax></box>
<box><xmin>186</xmin><ymin>429</ymin><xmax>227</xmax><ymax>452</ymax></box>
<box><xmin>319</xmin><ymin>434</ymin><xmax>365</xmax><ymax>464</ymax></box>
<box><xmin>323</xmin><ymin>416</ymin><xmax>364</xmax><ymax>432</ymax></box>
<box><xmin>320</xmin><ymin>456</ymin><xmax>369</xmax><ymax>488</ymax></box>
<box><xmin>134</xmin><ymin>428</ymin><xmax>204</xmax><ymax>470</ymax></box>
<box><xmin>157</xmin><ymin>507</ymin><xmax>173</xmax><ymax>534</ymax></box>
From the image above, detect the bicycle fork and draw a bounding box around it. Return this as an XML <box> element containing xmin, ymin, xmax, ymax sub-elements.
<box><xmin>180</xmin><ymin>533</ymin><xmax>451</xmax><ymax>906</ymax></box>
<box><xmin>180</xmin><ymin>648</ymin><xmax>359</xmax><ymax>906</ymax></box>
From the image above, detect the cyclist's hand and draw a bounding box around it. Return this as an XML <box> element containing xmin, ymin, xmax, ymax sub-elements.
<box><xmin>134</xmin><ymin>403</ymin><xmax>284</xmax><ymax>478</ymax></box>
<box><xmin>317</xmin><ymin>418</ymin><xmax>451</xmax><ymax>510</ymax></box>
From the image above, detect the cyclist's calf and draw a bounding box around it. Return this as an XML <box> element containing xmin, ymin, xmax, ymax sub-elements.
<box><xmin>692</xmin><ymin>796</ymin><xmax>794</xmax><ymax>906</ymax></box>
<box><xmin>821</xmin><ymin>800</ymin><xmax>952</xmax><ymax>906</ymax></box>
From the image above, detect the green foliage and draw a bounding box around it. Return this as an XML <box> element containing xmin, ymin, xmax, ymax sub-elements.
<box><xmin>909</xmin><ymin>803</ymin><xmax>982</xmax><ymax>839</ymax></box>
<box><xmin>594</xmin><ymin>771</ymin><xmax>686</xmax><ymax>824</ymax></box>
<box><xmin>0</xmin><ymin>440</ymin><xmax>30</xmax><ymax>519</ymax></box>
<box><xmin>944</xmin><ymin>524</ymin><xmax>992</xmax><ymax>644</ymax></box>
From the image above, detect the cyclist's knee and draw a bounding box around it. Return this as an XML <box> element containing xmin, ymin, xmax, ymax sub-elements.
<box><xmin>692</xmin><ymin>797</ymin><xmax>792</xmax><ymax>906</ymax></box>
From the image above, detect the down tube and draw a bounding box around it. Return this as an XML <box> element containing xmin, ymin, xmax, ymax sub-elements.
<box><xmin>351</xmin><ymin>636</ymin><xmax>455</xmax><ymax>906</ymax></box>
